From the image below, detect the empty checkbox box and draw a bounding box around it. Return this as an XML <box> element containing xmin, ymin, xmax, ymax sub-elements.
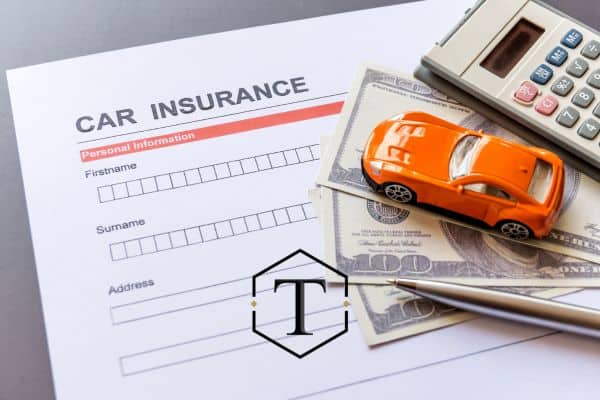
<box><xmin>309</xmin><ymin>145</ymin><xmax>320</xmax><ymax>159</ymax></box>
<box><xmin>184</xmin><ymin>169</ymin><xmax>202</xmax><ymax>185</ymax></box>
<box><xmin>126</xmin><ymin>180</ymin><xmax>143</xmax><ymax>196</ymax></box>
<box><xmin>125</xmin><ymin>240</ymin><xmax>141</xmax><ymax>257</ymax></box>
<box><xmin>214</xmin><ymin>163</ymin><xmax>231</xmax><ymax>179</ymax></box>
<box><xmin>185</xmin><ymin>227</ymin><xmax>203</xmax><ymax>244</ymax></box>
<box><xmin>245</xmin><ymin>215</ymin><xmax>260</xmax><ymax>231</ymax></box>
<box><xmin>302</xmin><ymin>203</ymin><xmax>315</xmax><ymax>219</ymax></box>
<box><xmin>110</xmin><ymin>243</ymin><xmax>127</xmax><ymax>261</ymax></box>
<box><xmin>256</xmin><ymin>155</ymin><xmax>271</xmax><ymax>170</ymax></box>
<box><xmin>200</xmin><ymin>224</ymin><xmax>217</xmax><ymax>241</ymax></box>
<box><xmin>258</xmin><ymin>212</ymin><xmax>276</xmax><ymax>228</ymax></box>
<box><xmin>241</xmin><ymin>158</ymin><xmax>258</xmax><ymax>173</ymax></box>
<box><xmin>287</xmin><ymin>206</ymin><xmax>305</xmax><ymax>221</ymax></box>
<box><xmin>140</xmin><ymin>237</ymin><xmax>157</xmax><ymax>254</ymax></box>
<box><xmin>200</xmin><ymin>166</ymin><xmax>217</xmax><ymax>181</ymax></box>
<box><xmin>296</xmin><ymin>147</ymin><xmax>313</xmax><ymax>162</ymax></box>
<box><xmin>156</xmin><ymin>174</ymin><xmax>173</xmax><ymax>191</ymax></box>
<box><xmin>98</xmin><ymin>186</ymin><xmax>114</xmax><ymax>203</ymax></box>
<box><xmin>230</xmin><ymin>218</ymin><xmax>248</xmax><ymax>234</ymax></box>
<box><xmin>273</xmin><ymin>209</ymin><xmax>290</xmax><ymax>225</ymax></box>
<box><xmin>215</xmin><ymin>221</ymin><xmax>233</xmax><ymax>238</ymax></box>
<box><xmin>169</xmin><ymin>230</ymin><xmax>187</xmax><ymax>247</ymax></box>
<box><xmin>170</xmin><ymin>172</ymin><xmax>187</xmax><ymax>188</ymax></box>
<box><xmin>112</xmin><ymin>183</ymin><xmax>129</xmax><ymax>199</ymax></box>
<box><xmin>228</xmin><ymin>161</ymin><xmax>243</xmax><ymax>176</ymax></box>
<box><xmin>268</xmin><ymin>152</ymin><xmax>286</xmax><ymax>167</ymax></box>
<box><xmin>141</xmin><ymin>177</ymin><xmax>158</xmax><ymax>193</ymax></box>
<box><xmin>155</xmin><ymin>234</ymin><xmax>172</xmax><ymax>251</ymax></box>
<box><xmin>284</xmin><ymin>150</ymin><xmax>299</xmax><ymax>164</ymax></box>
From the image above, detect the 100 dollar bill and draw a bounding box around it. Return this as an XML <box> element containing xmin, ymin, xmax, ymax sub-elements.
<box><xmin>317</xmin><ymin>64</ymin><xmax>600</xmax><ymax>264</ymax></box>
<box><xmin>320</xmin><ymin>187</ymin><xmax>600</xmax><ymax>286</ymax></box>
<box><xmin>310</xmin><ymin>187</ymin><xmax>582</xmax><ymax>344</ymax></box>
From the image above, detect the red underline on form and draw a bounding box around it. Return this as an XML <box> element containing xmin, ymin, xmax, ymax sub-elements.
<box><xmin>79</xmin><ymin>101</ymin><xmax>343</xmax><ymax>163</ymax></box>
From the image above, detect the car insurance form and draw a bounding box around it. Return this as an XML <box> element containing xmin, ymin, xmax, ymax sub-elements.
<box><xmin>7</xmin><ymin>2</ymin><xmax>600</xmax><ymax>399</ymax></box>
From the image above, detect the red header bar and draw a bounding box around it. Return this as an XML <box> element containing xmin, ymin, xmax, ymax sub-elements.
<box><xmin>80</xmin><ymin>101</ymin><xmax>343</xmax><ymax>162</ymax></box>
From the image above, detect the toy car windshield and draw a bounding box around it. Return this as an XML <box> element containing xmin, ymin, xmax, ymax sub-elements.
<box><xmin>449</xmin><ymin>135</ymin><xmax>481</xmax><ymax>179</ymax></box>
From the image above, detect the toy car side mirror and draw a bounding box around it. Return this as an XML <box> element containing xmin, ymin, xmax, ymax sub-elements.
<box><xmin>456</xmin><ymin>185</ymin><xmax>464</xmax><ymax>193</ymax></box>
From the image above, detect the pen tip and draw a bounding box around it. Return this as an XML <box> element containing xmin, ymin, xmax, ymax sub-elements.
<box><xmin>387</xmin><ymin>278</ymin><xmax>418</xmax><ymax>289</ymax></box>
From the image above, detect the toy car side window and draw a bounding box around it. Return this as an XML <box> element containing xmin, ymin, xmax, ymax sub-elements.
<box><xmin>464</xmin><ymin>183</ymin><xmax>486</xmax><ymax>194</ymax></box>
<box><xmin>486</xmin><ymin>185</ymin><xmax>516</xmax><ymax>201</ymax></box>
<box><xmin>464</xmin><ymin>183</ymin><xmax>516</xmax><ymax>201</ymax></box>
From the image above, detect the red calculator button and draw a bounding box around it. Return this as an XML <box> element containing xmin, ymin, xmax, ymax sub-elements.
<box><xmin>514</xmin><ymin>81</ymin><xmax>539</xmax><ymax>104</ymax></box>
<box><xmin>535</xmin><ymin>94</ymin><xmax>559</xmax><ymax>115</ymax></box>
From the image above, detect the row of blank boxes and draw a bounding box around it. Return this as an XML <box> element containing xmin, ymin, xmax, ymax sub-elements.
<box><xmin>110</xmin><ymin>203</ymin><xmax>316</xmax><ymax>261</ymax></box>
<box><xmin>97</xmin><ymin>144</ymin><xmax>320</xmax><ymax>203</ymax></box>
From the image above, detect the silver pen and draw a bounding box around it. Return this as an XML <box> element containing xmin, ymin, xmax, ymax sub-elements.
<box><xmin>387</xmin><ymin>278</ymin><xmax>600</xmax><ymax>339</ymax></box>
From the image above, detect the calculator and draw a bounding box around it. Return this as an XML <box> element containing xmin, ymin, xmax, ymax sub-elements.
<box><xmin>421</xmin><ymin>0</ymin><xmax>600</xmax><ymax>171</ymax></box>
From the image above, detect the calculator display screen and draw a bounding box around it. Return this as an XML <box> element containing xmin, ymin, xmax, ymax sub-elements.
<box><xmin>481</xmin><ymin>19</ymin><xmax>545</xmax><ymax>78</ymax></box>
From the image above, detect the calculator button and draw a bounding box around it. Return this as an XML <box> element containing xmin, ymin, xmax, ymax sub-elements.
<box><xmin>556</xmin><ymin>107</ymin><xmax>580</xmax><ymax>127</ymax></box>
<box><xmin>572</xmin><ymin>87</ymin><xmax>595</xmax><ymax>108</ymax></box>
<box><xmin>561</xmin><ymin>29</ymin><xmax>583</xmax><ymax>48</ymax></box>
<box><xmin>578</xmin><ymin>119</ymin><xmax>600</xmax><ymax>140</ymax></box>
<box><xmin>594</xmin><ymin>103</ymin><xmax>600</xmax><ymax>119</ymax></box>
<box><xmin>551</xmin><ymin>76</ymin><xmax>574</xmax><ymax>96</ymax></box>
<box><xmin>566</xmin><ymin>58</ymin><xmax>589</xmax><ymax>77</ymax></box>
<box><xmin>587</xmin><ymin>69</ymin><xmax>600</xmax><ymax>89</ymax></box>
<box><xmin>581</xmin><ymin>40</ymin><xmax>600</xmax><ymax>59</ymax></box>
<box><xmin>546</xmin><ymin>46</ymin><xmax>568</xmax><ymax>66</ymax></box>
<box><xmin>535</xmin><ymin>95</ymin><xmax>559</xmax><ymax>116</ymax></box>
<box><xmin>530</xmin><ymin>64</ymin><xmax>553</xmax><ymax>85</ymax></box>
<box><xmin>513</xmin><ymin>81</ymin><xmax>539</xmax><ymax>104</ymax></box>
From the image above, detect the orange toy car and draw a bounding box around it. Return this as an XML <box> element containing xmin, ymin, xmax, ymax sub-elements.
<box><xmin>362</xmin><ymin>111</ymin><xmax>564</xmax><ymax>240</ymax></box>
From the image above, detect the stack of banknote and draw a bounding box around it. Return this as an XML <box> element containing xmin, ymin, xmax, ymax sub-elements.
<box><xmin>312</xmin><ymin>64</ymin><xmax>600</xmax><ymax>345</ymax></box>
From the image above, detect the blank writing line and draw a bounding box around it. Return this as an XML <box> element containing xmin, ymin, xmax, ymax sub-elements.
<box><xmin>120</xmin><ymin>308</ymin><xmax>352</xmax><ymax>376</ymax></box>
<box><xmin>289</xmin><ymin>331</ymin><xmax>561</xmax><ymax>399</ymax></box>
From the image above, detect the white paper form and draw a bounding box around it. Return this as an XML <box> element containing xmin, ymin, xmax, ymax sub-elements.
<box><xmin>7</xmin><ymin>1</ymin><xmax>600</xmax><ymax>399</ymax></box>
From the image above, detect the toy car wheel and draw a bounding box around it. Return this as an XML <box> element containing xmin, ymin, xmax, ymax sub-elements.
<box><xmin>497</xmin><ymin>221</ymin><xmax>532</xmax><ymax>240</ymax></box>
<box><xmin>383</xmin><ymin>183</ymin><xmax>415</xmax><ymax>204</ymax></box>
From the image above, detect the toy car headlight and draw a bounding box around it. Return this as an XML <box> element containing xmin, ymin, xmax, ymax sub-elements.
<box><xmin>369</xmin><ymin>160</ymin><xmax>383</xmax><ymax>175</ymax></box>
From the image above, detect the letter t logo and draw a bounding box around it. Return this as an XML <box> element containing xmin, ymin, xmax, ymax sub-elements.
<box><xmin>273</xmin><ymin>279</ymin><xmax>326</xmax><ymax>335</ymax></box>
